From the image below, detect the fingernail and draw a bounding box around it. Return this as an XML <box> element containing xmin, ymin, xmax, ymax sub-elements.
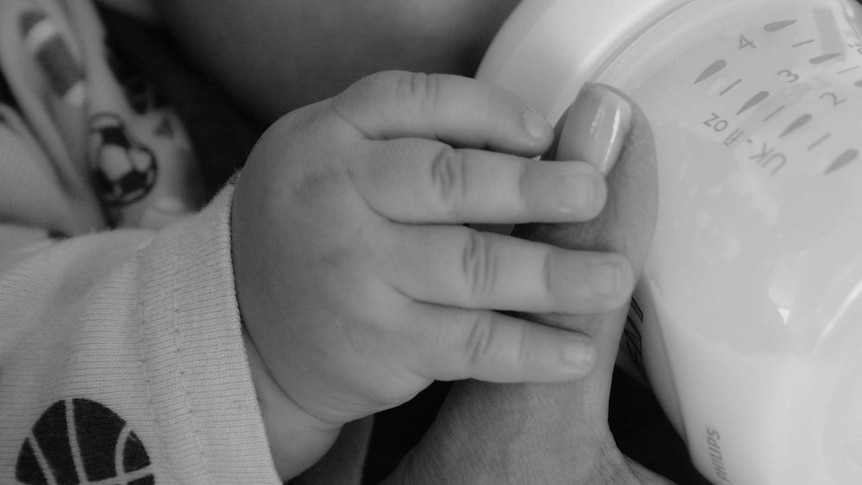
<box><xmin>523</xmin><ymin>108</ymin><xmax>551</xmax><ymax>140</ymax></box>
<box><xmin>558</xmin><ymin>83</ymin><xmax>632</xmax><ymax>175</ymax></box>
<box><xmin>563</xmin><ymin>337</ymin><xmax>596</xmax><ymax>373</ymax></box>
<box><xmin>590</xmin><ymin>260</ymin><xmax>622</xmax><ymax>297</ymax></box>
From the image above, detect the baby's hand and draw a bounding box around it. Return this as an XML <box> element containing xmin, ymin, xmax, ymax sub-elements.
<box><xmin>230</xmin><ymin>71</ymin><xmax>634</xmax><ymax>478</ymax></box>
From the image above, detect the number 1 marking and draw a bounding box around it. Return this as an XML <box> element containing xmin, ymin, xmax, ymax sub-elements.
<box><xmin>808</xmin><ymin>134</ymin><xmax>832</xmax><ymax>151</ymax></box>
<box><xmin>764</xmin><ymin>105</ymin><xmax>787</xmax><ymax>121</ymax></box>
<box><xmin>720</xmin><ymin>79</ymin><xmax>743</xmax><ymax>96</ymax></box>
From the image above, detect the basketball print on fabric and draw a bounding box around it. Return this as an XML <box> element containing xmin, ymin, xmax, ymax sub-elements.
<box><xmin>16</xmin><ymin>399</ymin><xmax>154</xmax><ymax>485</ymax></box>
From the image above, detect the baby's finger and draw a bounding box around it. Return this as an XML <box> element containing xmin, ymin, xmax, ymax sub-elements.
<box><xmin>331</xmin><ymin>70</ymin><xmax>552</xmax><ymax>156</ymax></box>
<box><xmin>403</xmin><ymin>303</ymin><xmax>596</xmax><ymax>383</ymax></box>
<box><xmin>354</xmin><ymin>138</ymin><xmax>607</xmax><ymax>224</ymax></box>
<box><xmin>381</xmin><ymin>225</ymin><xmax>634</xmax><ymax>314</ymax></box>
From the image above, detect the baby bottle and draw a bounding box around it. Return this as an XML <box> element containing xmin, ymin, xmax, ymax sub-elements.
<box><xmin>477</xmin><ymin>1</ymin><xmax>862</xmax><ymax>484</ymax></box>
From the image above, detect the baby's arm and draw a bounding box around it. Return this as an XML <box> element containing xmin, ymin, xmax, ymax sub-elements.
<box><xmin>0</xmin><ymin>70</ymin><xmax>634</xmax><ymax>483</ymax></box>
<box><xmin>0</xmin><ymin>191</ymin><xmax>281</xmax><ymax>484</ymax></box>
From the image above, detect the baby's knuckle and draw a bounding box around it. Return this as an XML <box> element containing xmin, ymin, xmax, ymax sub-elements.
<box><xmin>461</xmin><ymin>232</ymin><xmax>497</xmax><ymax>302</ymax></box>
<box><xmin>430</xmin><ymin>146</ymin><xmax>466</xmax><ymax>216</ymax></box>
<box><xmin>516</xmin><ymin>163</ymin><xmax>531</xmax><ymax>210</ymax></box>
<box><xmin>396</xmin><ymin>72</ymin><xmax>442</xmax><ymax>115</ymax></box>
<box><xmin>464</xmin><ymin>312</ymin><xmax>496</xmax><ymax>368</ymax></box>
<box><xmin>515</xmin><ymin>325</ymin><xmax>532</xmax><ymax>369</ymax></box>
<box><xmin>541</xmin><ymin>250</ymin><xmax>556</xmax><ymax>302</ymax></box>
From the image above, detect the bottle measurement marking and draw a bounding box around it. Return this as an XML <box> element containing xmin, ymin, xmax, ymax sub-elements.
<box><xmin>692</xmin><ymin>21</ymin><xmax>858</xmax><ymax>180</ymax></box>
<box><xmin>695</xmin><ymin>59</ymin><xmax>728</xmax><ymax>84</ymax></box>
<box><xmin>825</xmin><ymin>149</ymin><xmax>859</xmax><ymax>175</ymax></box>
<box><xmin>780</xmin><ymin>114</ymin><xmax>813</xmax><ymax>137</ymax></box>
<box><xmin>763</xmin><ymin>105</ymin><xmax>787</xmax><ymax>121</ymax></box>
<box><xmin>737</xmin><ymin>91</ymin><xmax>770</xmax><ymax>114</ymax></box>
<box><xmin>764</xmin><ymin>20</ymin><xmax>797</xmax><ymax>32</ymax></box>
<box><xmin>720</xmin><ymin>79</ymin><xmax>743</xmax><ymax>96</ymax></box>
<box><xmin>808</xmin><ymin>134</ymin><xmax>832</xmax><ymax>151</ymax></box>
<box><xmin>810</xmin><ymin>53</ymin><xmax>843</xmax><ymax>65</ymax></box>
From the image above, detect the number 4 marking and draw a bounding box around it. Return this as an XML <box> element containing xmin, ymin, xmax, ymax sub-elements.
<box><xmin>740</xmin><ymin>35</ymin><xmax>757</xmax><ymax>50</ymax></box>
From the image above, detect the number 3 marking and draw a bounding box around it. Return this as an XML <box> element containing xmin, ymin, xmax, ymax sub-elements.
<box><xmin>778</xmin><ymin>70</ymin><xmax>800</xmax><ymax>83</ymax></box>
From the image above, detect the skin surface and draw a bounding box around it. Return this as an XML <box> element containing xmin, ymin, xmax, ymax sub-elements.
<box><xmin>150</xmin><ymin>2</ymin><xmax>689</xmax><ymax>481</ymax></box>
<box><xmin>231</xmin><ymin>72</ymin><xmax>636</xmax><ymax>479</ymax></box>
<box><xmin>155</xmin><ymin>0</ymin><xmax>520</xmax><ymax>123</ymax></box>
<box><xmin>385</xmin><ymin>86</ymin><xmax>674</xmax><ymax>484</ymax></box>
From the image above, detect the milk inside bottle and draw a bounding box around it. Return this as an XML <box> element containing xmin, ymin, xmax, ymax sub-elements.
<box><xmin>478</xmin><ymin>1</ymin><xmax>862</xmax><ymax>483</ymax></box>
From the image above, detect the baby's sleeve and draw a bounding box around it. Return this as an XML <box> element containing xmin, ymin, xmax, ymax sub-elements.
<box><xmin>0</xmin><ymin>186</ymin><xmax>282</xmax><ymax>484</ymax></box>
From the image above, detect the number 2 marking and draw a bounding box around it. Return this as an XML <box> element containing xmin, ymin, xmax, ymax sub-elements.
<box><xmin>821</xmin><ymin>92</ymin><xmax>847</xmax><ymax>107</ymax></box>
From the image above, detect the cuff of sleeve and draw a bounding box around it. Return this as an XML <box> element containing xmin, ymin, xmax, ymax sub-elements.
<box><xmin>140</xmin><ymin>185</ymin><xmax>280</xmax><ymax>484</ymax></box>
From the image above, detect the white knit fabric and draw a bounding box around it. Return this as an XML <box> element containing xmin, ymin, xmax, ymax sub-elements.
<box><xmin>0</xmin><ymin>188</ymin><xmax>283</xmax><ymax>484</ymax></box>
<box><xmin>0</xmin><ymin>2</ymin><xmax>376</xmax><ymax>482</ymax></box>
<box><xmin>0</xmin><ymin>0</ymin><xmax>283</xmax><ymax>482</ymax></box>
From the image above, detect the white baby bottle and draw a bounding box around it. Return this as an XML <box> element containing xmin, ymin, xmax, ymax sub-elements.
<box><xmin>478</xmin><ymin>1</ymin><xmax>862</xmax><ymax>484</ymax></box>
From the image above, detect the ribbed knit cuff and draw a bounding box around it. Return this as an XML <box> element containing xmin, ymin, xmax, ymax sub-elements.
<box><xmin>139</xmin><ymin>185</ymin><xmax>280</xmax><ymax>484</ymax></box>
